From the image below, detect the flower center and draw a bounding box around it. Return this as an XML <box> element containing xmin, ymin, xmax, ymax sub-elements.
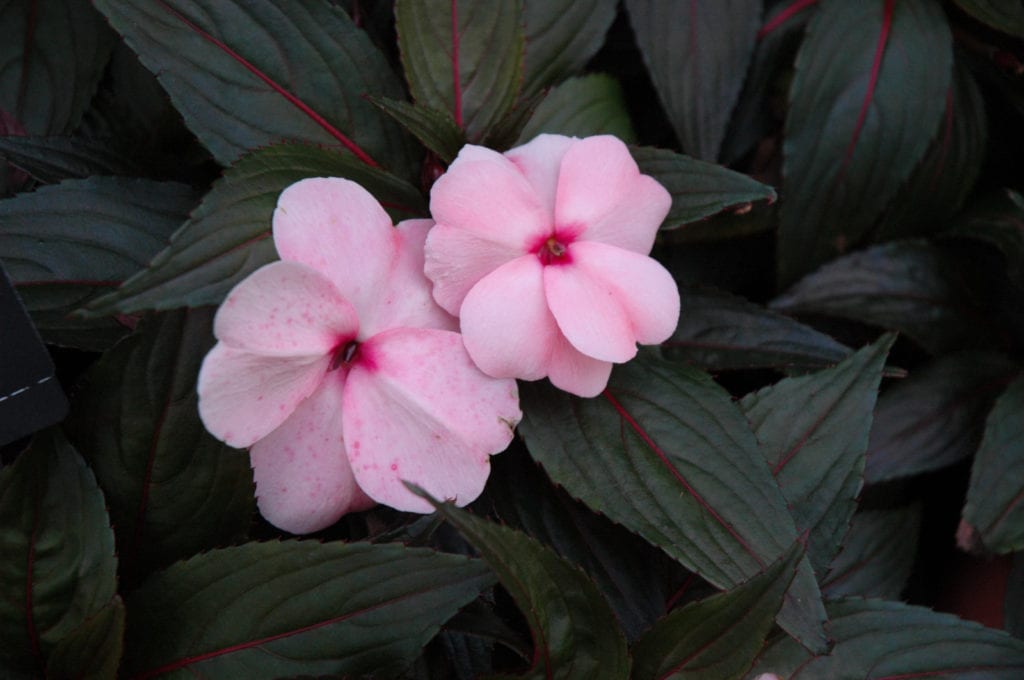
<box><xmin>537</xmin><ymin>236</ymin><xmax>570</xmax><ymax>266</ymax></box>
<box><xmin>329</xmin><ymin>339</ymin><xmax>360</xmax><ymax>371</ymax></box>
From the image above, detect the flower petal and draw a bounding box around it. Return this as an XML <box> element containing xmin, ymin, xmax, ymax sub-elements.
<box><xmin>459</xmin><ymin>255</ymin><xmax>559</xmax><ymax>380</ymax></box>
<box><xmin>554</xmin><ymin>136</ymin><xmax>670</xmax><ymax>253</ymax></box>
<box><xmin>570</xmin><ymin>241</ymin><xmax>680</xmax><ymax>345</ymax></box>
<box><xmin>505</xmin><ymin>133</ymin><xmax>575</xmax><ymax>216</ymax></box>
<box><xmin>250</xmin><ymin>371</ymin><xmax>373</xmax><ymax>534</ymax></box>
<box><xmin>197</xmin><ymin>344</ymin><xmax>328</xmax><ymax>448</ymax></box>
<box><xmin>361</xmin><ymin>218</ymin><xmax>457</xmax><ymax>336</ymax></box>
<box><xmin>577</xmin><ymin>174</ymin><xmax>671</xmax><ymax>254</ymax></box>
<box><xmin>430</xmin><ymin>148</ymin><xmax>550</xmax><ymax>250</ymax></box>
<box><xmin>543</xmin><ymin>253</ymin><xmax>637</xmax><ymax>363</ymax></box>
<box><xmin>214</xmin><ymin>261</ymin><xmax>358</xmax><ymax>356</ymax></box>
<box><xmin>424</xmin><ymin>223</ymin><xmax>524</xmax><ymax>316</ymax></box>
<box><xmin>343</xmin><ymin>328</ymin><xmax>520</xmax><ymax>513</ymax></box>
<box><xmin>546</xmin><ymin>333</ymin><xmax>614</xmax><ymax>398</ymax></box>
<box><xmin>272</xmin><ymin>177</ymin><xmax>398</xmax><ymax>316</ymax></box>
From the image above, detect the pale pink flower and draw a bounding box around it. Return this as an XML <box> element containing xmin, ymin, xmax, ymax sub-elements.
<box><xmin>424</xmin><ymin>134</ymin><xmax>679</xmax><ymax>398</ymax></box>
<box><xmin>197</xmin><ymin>178</ymin><xmax>521</xmax><ymax>534</ymax></box>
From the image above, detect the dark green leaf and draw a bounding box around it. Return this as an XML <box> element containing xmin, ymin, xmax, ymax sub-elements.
<box><xmin>86</xmin><ymin>143</ymin><xmax>425</xmax><ymax>314</ymax></box>
<box><xmin>370</xmin><ymin>97</ymin><xmax>466</xmax><ymax>163</ymax></box>
<box><xmin>772</xmin><ymin>240</ymin><xmax>1004</xmax><ymax>355</ymax></box>
<box><xmin>872</xmin><ymin>60</ymin><xmax>988</xmax><ymax>242</ymax></box>
<box><xmin>484</xmin><ymin>447</ymin><xmax>685</xmax><ymax>642</ymax></box>
<box><xmin>749</xmin><ymin>598</ymin><xmax>1024</xmax><ymax>679</ymax></box>
<box><xmin>520</xmin><ymin>0</ymin><xmax>618</xmax><ymax>98</ymax></box>
<box><xmin>865</xmin><ymin>352</ymin><xmax>1018</xmax><ymax>484</ymax></box>
<box><xmin>517</xmin><ymin>74</ymin><xmax>636</xmax><ymax>144</ymax></box>
<box><xmin>721</xmin><ymin>0</ymin><xmax>816</xmax><ymax>165</ymax></box>
<box><xmin>0</xmin><ymin>431</ymin><xmax>117</xmax><ymax>677</ymax></box>
<box><xmin>962</xmin><ymin>375</ymin><xmax>1024</xmax><ymax>554</ymax></box>
<box><xmin>0</xmin><ymin>177</ymin><xmax>198</xmax><ymax>350</ymax></box>
<box><xmin>396</xmin><ymin>0</ymin><xmax>523</xmax><ymax>142</ymax></box>
<box><xmin>631</xmin><ymin>146</ymin><xmax>777</xmax><ymax>232</ymax></box>
<box><xmin>45</xmin><ymin>597</ymin><xmax>125</xmax><ymax>680</ymax></box>
<box><xmin>945</xmin><ymin>190</ymin><xmax>1024</xmax><ymax>290</ymax></box>
<box><xmin>954</xmin><ymin>0</ymin><xmax>1024</xmax><ymax>38</ymax></box>
<box><xmin>519</xmin><ymin>354</ymin><xmax>828</xmax><ymax>653</ymax></box>
<box><xmin>1007</xmin><ymin>554</ymin><xmax>1024</xmax><ymax>639</ymax></box>
<box><xmin>626</xmin><ymin>0</ymin><xmax>761</xmax><ymax>161</ymax></box>
<box><xmin>0</xmin><ymin>136</ymin><xmax>145</xmax><ymax>184</ymax></box>
<box><xmin>0</xmin><ymin>1</ymin><xmax>115</xmax><ymax>134</ymax></box>
<box><xmin>821</xmin><ymin>505</ymin><xmax>921</xmax><ymax>600</ymax></box>
<box><xmin>426</xmin><ymin>496</ymin><xmax>631</xmax><ymax>679</ymax></box>
<box><xmin>662</xmin><ymin>287</ymin><xmax>853</xmax><ymax>372</ymax></box>
<box><xmin>63</xmin><ymin>310</ymin><xmax>254</xmax><ymax>583</ymax></box>
<box><xmin>741</xmin><ymin>335</ymin><xmax>893</xmax><ymax>575</ymax></box>
<box><xmin>779</xmin><ymin>0</ymin><xmax>953</xmax><ymax>285</ymax></box>
<box><xmin>632</xmin><ymin>543</ymin><xmax>802</xmax><ymax>680</ymax></box>
<box><xmin>93</xmin><ymin>0</ymin><xmax>416</xmax><ymax>174</ymax></box>
<box><xmin>124</xmin><ymin>541</ymin><xmax>494</xmax><ymax>679</ymax></box>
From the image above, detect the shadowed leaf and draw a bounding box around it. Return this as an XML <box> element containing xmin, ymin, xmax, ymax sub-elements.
<box><xmin>521</xmin><ymin>0</ymin><xmax>618</xmax><ymax>98</ymax></box>
<box><xmin>519</xmin><ymin>354</ymin><xmax>828</xmax><ymax>653</ymax></box>
<box><xmin>518</xmin><ymin>74</ymin><xmax>636</xmax><ymax>144</ymax></box>
<box><xmin>123</xmin><ymin>541</ymin><xmax>494</xmax><ymax>679</ymax></box>
<box><xmin>45</xmin><ymin>597</ymin><xmax>125</xmax><ymax>680</ymax></box>
<box><xmin>821</xmin><ymin>505</ymin><xmax>921</xmax><ymax>600</ymax></box>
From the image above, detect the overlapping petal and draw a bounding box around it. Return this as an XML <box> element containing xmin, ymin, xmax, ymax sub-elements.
<box><xmin>361</xmin><ymin>218</ymin><xmax>456</xmax><ymax>336</ymax></box>
<box><xmin>505</xmin><ymin>134</ymin><xmax>574</xmax><ymax>216</ymax></box>
<box><xmin>569</xmin><ymin>241</ymin><xmax>680</xmax><ymax>345</ymax></box>
<box><xmin>545</xmin><ymin>334</ymin><xmax>615</xmax><ymax>398</ymax></box>
<box><xmin>424</xmin><ymin>223</ymin><xmax>524</xmax><ymax>315</ymax></box>
<box><xmin>250</xmin><ymin>371</ymin><xmax>373</xmax><ymax>534</ymax></box>
<box><xmin>213</xmin><ymin>261</ymin><xmax>358</xmax><ymax>356</ymax></box>
<box><xmin>554</xmin><ymin>136</ymin><xmax>649</xmax><ymax>235</ymax></box>
<box><xmin>543</xmin><ymin>254</ymin><xmax>638</xmax><ymax>363</ymax></box>
<box><xmin>197</xmin><ymin>344</ymin><xmax>329</xmax><ymax>448</ymax></box>
<box><xmin>459</xmin><ymin>255</ymin><xmax>560</xmax><ymax>380</ymax></box>
<box><xmin>273</xmin><ymin>177</ymin><xmax>398</xmax><ymax>316</ymax></box>
<box><xmin>343</xmin><ymin>328</ymin><xmax>520</xmax><ymax>513</ymax></box>
<box><xmin>430</xmin><ymin>153</ymin><xmax>550</xmax><ymax>250</ymax></box>
<box><xmin>575</xmin><ymin>173</ymin><xmax>671</xmax><ymax>254</ymax></box>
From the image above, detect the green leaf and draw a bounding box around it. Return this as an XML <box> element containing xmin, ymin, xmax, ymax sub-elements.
<box><xmin>821</xmin><ymin>505</ymin><xmax>921</xmax><ymax>600</ymax></box>
<box><xmin>425</xmin><ymin>496</ymin><xmax>631</xmax><ymax>679</ymax></box>
<box><xmin>626</xmin><ymin>0</ymin><xmax>761</xmax><ymax>161</ymax></box>
<box><xmin>517</xmin><ymin>74</ymin><xmax>636</xmax><ymax>144</ymax></box>
<box><xmin>872</xmin><ymin>60</ymin><xmax>988</xmax><ymax>242</ymax></box>
<box><xmin>0</xmin><ymin>136</ymin><xmax>146</xmax><ymax>184</ymax></box>
<box><xmin>954</xmin><ymin>0</ymin><xmax>1024</xmax><ymax>38</ymax></box>
<box><xmin>772</xmin><ymin>240</ymin><xmax>1003</xmax><ymax>355</ymax></box>
<box><xmin>632</xmin><ymin>543</ymin><xmax>802</xmax><ymax>680</ymax></box>
<box><xmin>865</xmin><ymin>351</ymin><xmax>1018</xmax><ymax>484</ymax></box>
<box><xmin>631</xmin><ymin>146</ymin><xmax>777</xmax><ymax>232</ymax></box>
<box><xmin>740</xmin><ymin>335</ymin><xmax>893</xmax><ymax>575</ymax></box>
<box><xmin>0</xmin><ymin>177</ymin><xmax>198</xmax><ymax>350</ymax></box>
<box><xmin>0</xmin><ymin>1</ymin><xmax>115</xmax><ymax>134</ymax></box>
<box><xmin>962</xmin><ymin>375</ymin><xmax>1024</xmax><ymax>554</ymax></box>
<box><xmin>721</xmin><ymin>0</ymin><xmax>816</xmax><ymax>165</ymax></box>
<box><xmin>518</xmin><ymin>354</ymin><xmax>828</xmax><ymax>653</ymax></box>
<box><xmin>123</xmin><ymin>541</ymin><xmax>494</xmax><ymax>679</ymax></box>
<box><xmin>749</xmin><ymin>598</ymin><xmax>1024</xmax><ymax>679</ymax></box>
<box><xmin>396</xmin><ymin>0</ymin><xmax>523</xmax><ymax>142</ymax></box>
<box><xmin>0</xmin><ymin>431</ymin><xmax>117</xmax><ymax>677</ymax></box>
<box><xmin>779</xmin><ymin>0</ymin><xmax>953</xmax><ymax>285</ymax></box>
<box><xmin>45</xmin><ymin>597</ymin><xmax>125</xmax><ymax>680</ymax></box>
<box><xmin>63</xmin><ymin>310</ymin><xmax>254</xmax><ymax>584</ymax></box>
<box><xmin>946</xmin><ymin>190</ymin><xmax>1024</xmax><ymax>290</ymax></box>
<box><xmin>483</xmin><ymin>447</ymin><xmax>685</xmax><ymax>641</ymax></box>
<box><xmin>520</xmin><ymin>0</ymin><xmax>618</xmax><ymax>98</ymax></box>
<box><xmin>86</xmin><ymin>143</ymin><xmax>425</xmax><ymax>314</ymax></box>
<box><xmin>92</xmin><ymin>0</ymin><xmax>416</xmax><ymax>174</ymax></box>
<box><xmin>370</xmin><ymin>97</ymin><xmax>466</xmax><ymax>164</ymax></box>
<box><xmin>662</xmin><ymin>287</ymin><xmax>853</xmax><ymax>372</ymax></box>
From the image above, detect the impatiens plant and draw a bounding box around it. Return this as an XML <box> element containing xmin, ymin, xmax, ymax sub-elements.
<box><xmin>2</xmin><ymin>0</ymin><xmax>1024</xmax><ymax>678</ymax></box>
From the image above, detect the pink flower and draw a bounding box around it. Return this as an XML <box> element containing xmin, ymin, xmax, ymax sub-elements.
<box><xmin>424</xmin><ymin>134</ymin><xmax>679</xmax><ymax>397</ymax></box>
<box><xmin>197</xmin><ymin>178</ymin><xmax>521</xmax><ymax>534</ymax></box>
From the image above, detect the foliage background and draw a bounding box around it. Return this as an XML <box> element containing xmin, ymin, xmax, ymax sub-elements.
<box><xmin>1</xmin><ymin>0</ymin><xmax>1024</xmax><ymax>677</ymax></box>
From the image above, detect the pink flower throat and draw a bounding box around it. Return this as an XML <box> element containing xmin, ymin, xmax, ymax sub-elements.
<box><xmin>329</xmin><ymin>339</ymin><xmax>366</xmax><ymax>372</ymax></box>
<box><xmin>530</xmin><ymin>226</ymin><xmax>579</xmax><ymax>266</ymax></box>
